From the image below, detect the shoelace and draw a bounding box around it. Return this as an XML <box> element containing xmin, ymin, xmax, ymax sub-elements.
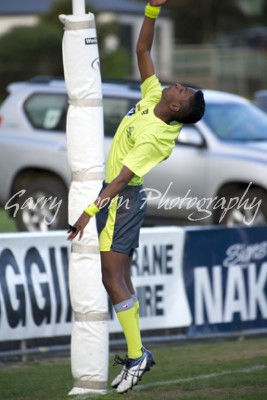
<box><xmin>113</xmin><ymin>354</ymin><xmax>128</xmax><ymax>367</ymax></box>
<box><xmin>113</xmin><ymin>353</ymin><xmax>146</xmax><ymax>384</ymax></box>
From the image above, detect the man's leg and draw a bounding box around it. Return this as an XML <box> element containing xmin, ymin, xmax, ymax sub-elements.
<box><xmin>101</xmin><ymin>251</ymin><xmax>155</xmax><ymax>393</ymax></box>
<box><xmin>124</xmin><ymin>254</ymin><xmax>140</xmax><ymax>332</ymax></box>
<box><xmin>101</xmin><ymin>251</ymin><xmax>142</xmax><ymax>359</ymax></box>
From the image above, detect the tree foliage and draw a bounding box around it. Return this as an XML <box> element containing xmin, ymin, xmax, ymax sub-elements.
<box><xmin>166</xmin><ymin>0</ymin><xmax>258</xmax><ymax>44</ymax></box>
<box><xmin>0</xmin><ymin>0</ymin><xmax>265</xmax><ymax>99</ymax></box>
<box><xmin>0</xmin><ymin>0</ymin><xmax>130</xmax><ymax>99</ymax></box>
<box><xmin>0</xmin><ymin>25</ymin><xmax>63</xmax><ymax>99</ymax></box>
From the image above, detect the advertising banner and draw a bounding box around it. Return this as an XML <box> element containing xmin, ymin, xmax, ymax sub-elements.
<box><xmin>1</xmin><ymin>226</ymin><xmax>267</xmax><ymax>342</ymax></box>
<box><xmin>0</xmin><ymin>227</ymin><xmax>189</xmax><ymax>342</ymax></box>
<box><xmin>183</xmin><ymin>226</ymin><xmax>267</xmax><ymax>336</ymax></box>
<box><xmin>0</xmin><ymin>232</ymin><xmax>72</xmax><ymax>341</ymax></box>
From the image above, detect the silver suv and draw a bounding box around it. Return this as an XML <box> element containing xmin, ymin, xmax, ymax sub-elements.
<box><xmin>1</xmin><ymin>77</ymin><xmax>267</xmax><ymax>231</ymax></box>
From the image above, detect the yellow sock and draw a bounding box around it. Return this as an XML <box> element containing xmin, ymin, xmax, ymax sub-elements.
<box><xmin>134</xmin><ymin>299</ymin><xmax>140</xmax><ymax>332</ymax></box>
<box><xmin>116</xmin><ymin>299</ymin><xmax>142</xmax><ymax>359</ymax></box>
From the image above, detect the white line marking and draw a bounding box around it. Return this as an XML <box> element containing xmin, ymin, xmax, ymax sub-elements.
<box><xmin>73</xmin><ymin>364</ymin><xmax>266</xmax><ymax>397</ymax></box>
<box><xmin>135</xmin><ymin>364</ymin><xmax>266</xmax><ymax>391</ymax></box>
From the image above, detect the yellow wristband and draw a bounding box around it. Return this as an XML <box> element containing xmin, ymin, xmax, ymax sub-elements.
<box><xmin>145</xmin><ymin>3</ymin><xmax>161</xmax><ymax>19</ymax></box>
<box><xmin>84</xmin><ymin>203</ymin><xmax>100</xmax><ymax>217</ymax></box>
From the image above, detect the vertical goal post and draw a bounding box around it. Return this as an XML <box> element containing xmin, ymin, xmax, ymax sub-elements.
<box><xmin>60</xmin><ymin>0</ymin><xmax>109</xmax><ymax>395</ymax></box>
<box><xmin>72</xmin><ymin>0</ymin><xmax>86</xmax><ymax>15</ymax></box>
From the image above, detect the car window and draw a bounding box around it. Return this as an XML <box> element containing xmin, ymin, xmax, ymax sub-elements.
<box><xmin>254</xmin><ymin>91</ymin><xmax>267</xmax><ymax>113</ymax></box>
<box><xmin>203</xmin><ymin>102</ymin><xmax>267</xmax><ymax>141</ymax></box>
<box><xmin>103</xmin><ymin>97</ymin><xmax>134</xmax><ymax>137</ymax></box>
<box><xmin>24</xmin><ymin>93</ymin><xmax>68</xmax><ymax>131</ymax></box>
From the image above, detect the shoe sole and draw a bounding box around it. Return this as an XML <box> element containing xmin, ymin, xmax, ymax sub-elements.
<box><xmin>111</xmin><ymin>370</ymin><xmax>126</xmax><ymax>389</ymax></box>
<box><xmin>111</xmin><ymin>380</ymin><xmax>122</xmax><ymax>389</ymax></box>
<box><xmin>112</xmin><ymin>361</ymin><xmax>155</xmax><ymax>389</ymax></box>
<box><xmin>111</xmin><ymin>381</ymin><xmax>122</xmax><ymax>389</ymax></box>
<box><xmin>117</xmin><ymin>356</ymin><xmax>156</xmax><ymax>394</ymax></box>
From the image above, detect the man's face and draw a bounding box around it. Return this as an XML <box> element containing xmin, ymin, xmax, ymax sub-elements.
<box><xmin>163</xmin><ymin>83</ymin><xmax>195</xmax><ymax>107</ymax></box>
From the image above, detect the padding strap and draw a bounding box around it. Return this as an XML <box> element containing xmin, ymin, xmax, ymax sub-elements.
<box><xmin>72</xmin><ymin>171</ymin><xmax>105</xmax><ymax>182</ymax></box>
<box><xmin>69</xmin><ymin>98</ymin><xmax>102</xmax><ymax>107</ymax></box>
<box><xmin>74</xmin><ymin>311</ymin><xmax>109</xmax><ymax>322</ymax></box>
<box><xmin>73</xmin><ymin>378</ymin><xmax>107</xmax><ymax>390</ymax></box>
<box><xmin>71</xmin><ymin>243</ymin><xmax>99</xmax><ymax>255</ymax></box>
<box><xmin>64</xmin><ymin>20</ymin><xmax>95</xmax><ymax>31</ymax></box>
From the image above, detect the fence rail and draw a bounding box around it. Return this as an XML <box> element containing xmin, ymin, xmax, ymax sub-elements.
<box><xmin>157</xmin><ymin>45</ymin><xmax>267</xmax><ymax>98</ymax></box>
<box><xmin>1</xmin><ymin>46</ymin><xmax>267</xmax><ymax>100</ymax></box>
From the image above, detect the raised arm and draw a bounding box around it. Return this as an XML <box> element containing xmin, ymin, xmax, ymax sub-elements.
<box><xmin>136</xmin><ymin>0</ymin><xmax>169</xmax><ymax>82</ymax></box>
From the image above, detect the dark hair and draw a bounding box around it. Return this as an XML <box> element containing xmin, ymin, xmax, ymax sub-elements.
<box><xmin>175</xmin><ymin>90</ymin><xmax>205</xmax><ymax>124</ymax></box>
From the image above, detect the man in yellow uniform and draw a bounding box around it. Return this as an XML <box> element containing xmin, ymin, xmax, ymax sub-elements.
<box><xmin>68</xmin><ymin>0</ymin><xmax>205</xmax><ymax>393</ymax></box>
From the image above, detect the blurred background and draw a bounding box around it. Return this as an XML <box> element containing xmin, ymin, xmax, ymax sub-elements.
<box><xmin>0</xmin><ymin>0</ymin><xmax>267</xmax><ymax>101</ymax></box>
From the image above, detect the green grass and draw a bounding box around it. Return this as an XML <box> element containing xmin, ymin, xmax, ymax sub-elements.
<box><xmin>0</xmin><ymin>208</ymin><xmax>17</xmax><ymax>232</ymax></box>
<box><xmin>0</xmin><ymin>337</ymin><xmax>266</xmax><ymax>400</ymax></box>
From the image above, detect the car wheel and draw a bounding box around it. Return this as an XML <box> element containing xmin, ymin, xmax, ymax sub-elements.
<box><xmin>15</xmin><ymin>177</ymin><xmax>68</xmax><ymax>232</ymax></box>
<box><xmin>214</xmin><ymin>188</ymin><xmax>267</xmax><ymax>227</ymax></box>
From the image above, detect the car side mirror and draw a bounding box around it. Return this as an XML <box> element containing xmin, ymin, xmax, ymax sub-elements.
<box><xmin>177</xmin><ymin>127</ymin><xmax>205</xmax><ymax>147</ymax></box>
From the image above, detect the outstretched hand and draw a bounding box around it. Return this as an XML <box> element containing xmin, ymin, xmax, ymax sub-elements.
<box><xmin>149</xmin><ymin>0</ymin><xmax>169</xmax><ymax>6</ymax></box>
<box><xmin>67</xmin><ymin>212</ymin><xmax>90</xmax><ymax>241</ymax></box>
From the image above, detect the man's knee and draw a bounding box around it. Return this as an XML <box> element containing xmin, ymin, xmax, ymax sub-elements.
<box><xmin>102</xmin><ymin>272</ymin><xmax>112</xmax><ymax>291</ymax></box>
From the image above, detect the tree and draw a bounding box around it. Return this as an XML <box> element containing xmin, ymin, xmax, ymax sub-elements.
<box><xmin>0</xmin><ymin>25</ymin><xmax>63</xmax><ymax>99</ymax></box>
<box><xmin>166</xmin><ymin>0</ymin><xmax>259</xmax><ymax>44</ymax></box>
<box><xmin>261</xmin><ymin>0</ymin><xmax>267</xmax><ymax>25</ymax></box>
<box><xmin>0</xmin><ymin>0</ymin><xmax>130</xmax><ymax>99</ymax></box>
<box><xmin>41</xmin><ymin>0</ymin><xmax>130</xmax><ymax>77</ymax></box>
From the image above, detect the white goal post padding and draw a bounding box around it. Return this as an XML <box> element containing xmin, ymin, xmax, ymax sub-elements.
<box><xmin>60</xmin><ymin>13</ymin><xmax>108</xmax><ymax>395</ymax></box>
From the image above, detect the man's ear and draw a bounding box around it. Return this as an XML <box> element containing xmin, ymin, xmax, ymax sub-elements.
<box><xmin>169</xmin><ymin>102</ymin><xmax>180</xmax><ymax>113</ymax></box>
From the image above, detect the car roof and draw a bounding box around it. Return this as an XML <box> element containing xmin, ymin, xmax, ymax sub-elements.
<box><xmin>6</xmin><ymin>78</ymin><xmax>249</xmax><ymax>105</ymax></box>
<box><xmin>7</xmin><ymin>78</ymin><xmax>141</xmax><ymax>97</ymax></box>
<box><xmin>202</xmin><ymin>89</ymin><xmax>249</xmax><ymax>104</ymax></box>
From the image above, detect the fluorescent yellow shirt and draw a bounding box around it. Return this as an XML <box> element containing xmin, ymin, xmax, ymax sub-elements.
<box><xmin>105</xmin><ymin>75</ymin><xmax>183</xmax><ymax>186</ymax></box>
